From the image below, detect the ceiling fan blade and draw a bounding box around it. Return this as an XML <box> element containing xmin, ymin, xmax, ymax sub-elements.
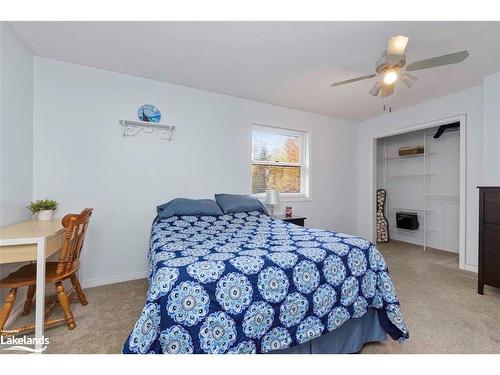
<box><xmin>369</xmin><ymin>81</ymin><xmax>381</xmax><ymax>96</ymax></box>
<box><xmin>401</xmin><ymin>72</ymin><xmax>418</xmax><ymax>88</ymax></box>
<box><xmin>406</xmin><ymin>50</ymin><xmax>469</xmax><ymax>71</ymax></box>
<box><xmin>387</xmin><ymin>35</ymin><xmax>409</xmax><ymax>56</ymax></box>
<box><xmin>381</xmin><ymin>84</ymin><xmax>394</xmax><ymax>97</ymax></box>
<box><xmin>331</xmin><ymin>74</ymin><xmax>376</xmax><ymax>87</ymax></box>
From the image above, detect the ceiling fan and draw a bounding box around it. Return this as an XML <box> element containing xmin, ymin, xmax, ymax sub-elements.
<box><xmin>330</xmin><ymin>36</ymin><xmax>469</xmax><ymax>102</ymax></box>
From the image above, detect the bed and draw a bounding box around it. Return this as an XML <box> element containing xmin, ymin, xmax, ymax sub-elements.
<box><xmin>123</xmin><ymin>207</ymin><xmax>408</xmax><ymax>354</ymax></box>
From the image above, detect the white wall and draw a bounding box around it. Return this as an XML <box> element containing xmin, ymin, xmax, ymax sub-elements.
<box><xmin>0</xmin><ymin>22</ymin><xmax>33</xmax><ymax>227</ymax></box>
<box><xmin>357</xmin><ymin>87</ymin><xmax>483</xmax><ymax>270</ymax></box>
<box><xmin>0</xmin><ymin>22</ymin><xmax>33</xmax><ymax>317</ymax></box>
<box><xmin>33</xmin><ymin>57</ymin><xmax>358</xmax><ymax>287</ymax></box>
<box><xmin>482</xmin><ymin>72</ymin><xmax>500</xmax><ymax>185</ymax></box>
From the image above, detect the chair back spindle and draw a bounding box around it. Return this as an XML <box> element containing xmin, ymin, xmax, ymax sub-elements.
<box><xmin>56</xmin><ymin>208</ymin><xmax>93</xmax><ymax>276</ymax></box>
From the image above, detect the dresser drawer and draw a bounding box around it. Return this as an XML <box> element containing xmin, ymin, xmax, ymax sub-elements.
<box><xmin>485</xmin><ymin>190</ymin><xmax>500</xmax><ymax>203</ymax></box>
<box><xmin>478</xmin><ymin>186</ymin><xmax>500</xmax><ymax>294</ymax></box>
<box><xmin>483</xmin><ymin>224</ymin><xmax>500</xmax><ymax>246</ymax></box>
<box><xmin>484</xmin><ymin>203</ymin><xmax>500</xmax><ymax>224</ymax></box>
<box><xmin>484</xmin><ymin>245</ymin><xmax>500</xmax><ymax>288</ymax></box>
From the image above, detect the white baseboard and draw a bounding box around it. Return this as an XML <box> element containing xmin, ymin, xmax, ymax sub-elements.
<box><xmin>463</xmin><ymin>263</ymin><xmax>478</xmax><ymax>273</ymax></box>
<box><xmin>82</xmin><ymin>271</ymin><xmax>147</xmax><ymax>289</ymax></box>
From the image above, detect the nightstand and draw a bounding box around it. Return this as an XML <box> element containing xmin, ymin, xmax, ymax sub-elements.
<box><xmin>276</xmin><ymin>215</ymin><xmax>307</xmax><ymax>227</ymax></box>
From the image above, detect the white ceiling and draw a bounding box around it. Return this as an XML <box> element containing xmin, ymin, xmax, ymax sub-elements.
<box><xmin>10</xmin><ymin>21</ymin><xmax>500</xmax><ymax>120</ymax></box>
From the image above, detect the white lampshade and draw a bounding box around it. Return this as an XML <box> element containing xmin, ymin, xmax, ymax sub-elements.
<box><xmin>265</xmin><ymin>190</ymin><xmax>280</xmax><ymax>205</ymax></box>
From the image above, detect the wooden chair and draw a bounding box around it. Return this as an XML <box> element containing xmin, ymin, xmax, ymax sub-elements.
<box><xmin>0</xmin><ymin>208</ymin><xmax>93</xmax><ymax>336</ymax></box>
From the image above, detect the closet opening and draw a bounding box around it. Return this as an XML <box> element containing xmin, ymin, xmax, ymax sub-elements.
<box><xmin>374</xmin><ymin>118</ymin><xmax>466</xmax><ymax>269</ymax></box>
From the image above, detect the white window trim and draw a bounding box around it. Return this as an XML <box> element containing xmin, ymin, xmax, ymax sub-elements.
<box><xmin>251</xmin><ymin>123</ymin><xmax>311</xmax><ymax>202</ymax></box>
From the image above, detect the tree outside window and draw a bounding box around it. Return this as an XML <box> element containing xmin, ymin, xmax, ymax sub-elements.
<box><xmin>251</xmin><ymin>127</ymin><xmax>306</xmax><ymax>195</ymax></box>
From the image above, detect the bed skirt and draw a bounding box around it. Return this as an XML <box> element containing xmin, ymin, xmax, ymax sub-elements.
<box><xmin>274</xmin><ymin>308</ymin><xmax>386</xmax><ymax>354</ymax></box>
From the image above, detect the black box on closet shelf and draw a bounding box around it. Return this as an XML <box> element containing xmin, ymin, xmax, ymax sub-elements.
<box><xmin>396</xmin><ymin>212</ymin><xmax>420</xmax><ymax>230</ymax></box>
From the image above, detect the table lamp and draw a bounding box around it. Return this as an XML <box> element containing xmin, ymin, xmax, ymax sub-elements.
<box><xmin>265</xmin><ymin>190</ymin><xmax>280</xmax><ymax>217</ymax></box>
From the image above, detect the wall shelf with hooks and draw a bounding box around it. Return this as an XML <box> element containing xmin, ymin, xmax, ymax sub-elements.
<box><xmin>119</xmin><ymin>119</ymin><xmax>175</xmax><ymax>140</ymax></box>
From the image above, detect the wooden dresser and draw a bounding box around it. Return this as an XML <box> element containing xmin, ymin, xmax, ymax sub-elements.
<box><xmin>478</xmin><ymin>186</ymin><xmax>500</xmax><ymax>294</ymax></box>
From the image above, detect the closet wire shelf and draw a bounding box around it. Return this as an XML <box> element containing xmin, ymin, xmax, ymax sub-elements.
<box><xmin>390</xmin><ymin>173</ymin><xmax>435</xmax><ymax>178</ymax></box>
<box><xmin>378</xmin><ymin>152</ymin><xmax>437</xmax><ymax>162</ymax></box>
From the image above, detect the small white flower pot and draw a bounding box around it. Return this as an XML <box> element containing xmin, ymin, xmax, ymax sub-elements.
<box><xmin>37</xmin><ymin>210</ymin><xmax>54</xmax><ymax>221</ymax></box>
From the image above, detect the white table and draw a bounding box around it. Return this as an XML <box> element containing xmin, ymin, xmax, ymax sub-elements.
<box><xmin>0</xmin><ymin>219</ymin><xmax>64</xmax><ymax>352</ymax></box>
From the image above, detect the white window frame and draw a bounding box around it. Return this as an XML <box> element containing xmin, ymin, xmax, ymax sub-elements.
<box><xmin>251</xmin><ymin>123</ymin><xmax>311</xmax><ymax>202</ymax></box>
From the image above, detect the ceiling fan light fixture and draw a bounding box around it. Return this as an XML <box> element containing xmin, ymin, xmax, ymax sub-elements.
<box><xmin>383</xmin><ymin>70</ymin><xmax>398</xmax><ymax>85</ymax></box>
<box><xmin>401</xmin><ymin>72</ymin><xmax>418</xmax><ymax>88</ymax></box>
<box><xmin>387</xmin><ymin>36</ymin><xmax>409</xmax><ymax>56</ymax></box>
<box><xmin>381</xmin><ymin>84</ymin><xmax>395</xmax><ymax>97</ymax></box>
<box><xmin>369</xmin><ymin>82</ymin><xmax>381</xmax><ymax>96</ymax></box>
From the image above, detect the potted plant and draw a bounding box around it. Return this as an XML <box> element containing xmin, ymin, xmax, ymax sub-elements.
<box><xmin>27</xmin><ymin>199</ymin><xmax>59</xmax><ymax>221</ymax></box>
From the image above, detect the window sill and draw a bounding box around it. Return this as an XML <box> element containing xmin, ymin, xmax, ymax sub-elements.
<box><xmin>253</xmin><ymin>194</ymin><xmax>312</xmax><ymax>203</ymax></box>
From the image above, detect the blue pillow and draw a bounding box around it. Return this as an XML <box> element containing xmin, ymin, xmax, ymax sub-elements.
<box><xmin>157</xmin><ymin>198</ymin><xmax>223</xmax><ymax>218</ymax></box>
<box><xmin>215</xmin><ymin>193</ymin><xmax>269</xmax><ymax>215</ymax></box>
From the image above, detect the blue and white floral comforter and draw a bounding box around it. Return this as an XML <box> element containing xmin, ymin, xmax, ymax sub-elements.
<box><xmin>123</xmin><ymin>212</ymin><xmax>408</xmax><ymax>354</ymax></box>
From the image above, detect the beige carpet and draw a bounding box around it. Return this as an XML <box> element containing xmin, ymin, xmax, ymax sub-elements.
<box><xmin>2</xmin><ymin>240</ymin><xmax>499</xmax><ymax>354</ymax></box>
<box><xmin>362</xmin><ymin>241</ymin><xmax>499</xmax><ymax>353</ymax></box>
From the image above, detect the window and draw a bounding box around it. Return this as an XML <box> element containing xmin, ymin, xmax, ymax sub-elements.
<box><xmin>251</xmin><ymin>124</ymin><xmax>310</xmax><ymax>199</ymax></box>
